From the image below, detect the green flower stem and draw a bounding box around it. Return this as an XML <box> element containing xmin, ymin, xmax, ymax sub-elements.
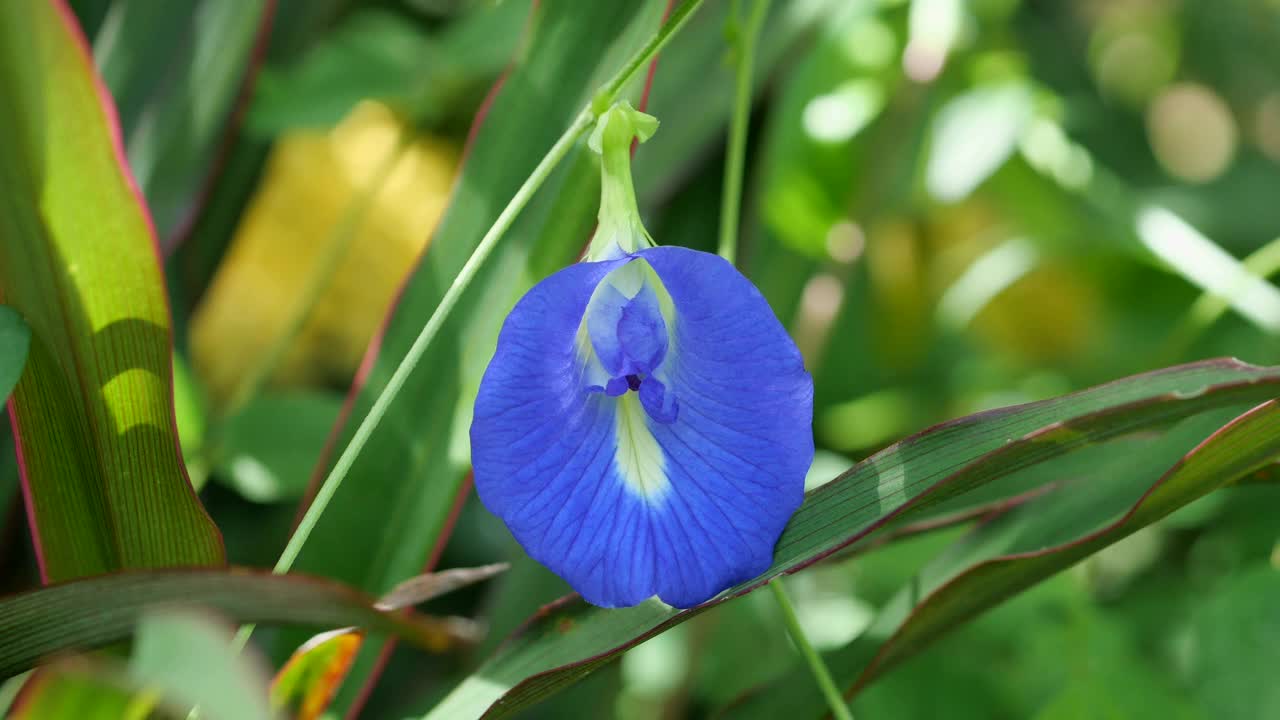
<box><xmin>595</xmin><ymin>105</ymin><xmax>656</xmax><ymax>234</ymax></box>
<box><xmin>592</xmin><ymin>0</ymin><xmax>707</xmax><ymax>117</ymax></box>
<box><xmin>718</xmin><ymin>11</ymin><xmax>853</xmax><ymax>710</ymax></box>
<box><xmin>769</xmin><ymin>578</ymin><xmax>856</xmax><ymax>720</ymax></box>
<box><xmin>586</xmin><ymin>102</ymin><xmax>659</xmax><ymax>259</ymax></box>
<box><xmin>233</xmin><ymin>0</ymin><xmax>709</xmax><ymax>653</ymax></box>
<box><xmin>717</xmin><ymin>0</ymin><xmax>771</xmax><ymax>265</ymax></box>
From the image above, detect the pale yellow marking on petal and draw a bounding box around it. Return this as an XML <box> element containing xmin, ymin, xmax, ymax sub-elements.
<box><xmin>614</xmin><ymin>391</ymin><xmax>669</xmax><ymax>502</ymax></box>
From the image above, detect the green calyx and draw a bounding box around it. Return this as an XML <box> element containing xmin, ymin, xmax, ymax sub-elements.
<box><xmin>585</xmin><ymin>102</ymin><xmax>659</xmax><ymax>261</ymax></box>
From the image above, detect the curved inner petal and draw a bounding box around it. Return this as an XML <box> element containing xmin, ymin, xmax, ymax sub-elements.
<box><xmin>586</xmin><ymin>284</ymin><xmax>628</xmax><ymax>374</ymax></box>
<box><xmin>616</xmin><ymin>283</ymin><xmax>668</xmax><ymax>373</ymax></box>
<box><xmin>582</xmin><ymin>259</ymin><xmax>679</xmax><ymax>425</ymax></box>
<box><xmin>638</xmin><ymin>374</ymin><xmax>678</xmax><ymax>424</ymax></box>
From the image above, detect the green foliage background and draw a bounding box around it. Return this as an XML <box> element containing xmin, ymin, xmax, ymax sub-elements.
<box><xmin>2</xmin><ymin>0</ymin><xmax>1280</xmax><ymax>718</ymax></box>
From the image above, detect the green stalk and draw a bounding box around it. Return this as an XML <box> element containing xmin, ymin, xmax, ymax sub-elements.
<box><xmin>233</xmin><ymin>0</ymin><xmax>709</xmax><ymax>653</ymax></box>
<box><xmin>719</xmin><ymin>4</ymin><xmax>853</xmax><ymax>716</ymax></box>
<box><xmin>770</xmin><ymin>579</ymin><xmax>856</xmax><ymax>720</ymax></box>
<box><xmin>717</xmin><ymin>0</ymin><xmax>771</xmax><ymax>264</ymax></box>
<box><xmin>592</xmin><ymin>0</ymin><xmax>707</xmax><ymax>116</ymax></box>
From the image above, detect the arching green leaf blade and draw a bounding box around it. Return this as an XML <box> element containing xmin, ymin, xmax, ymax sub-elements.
<box><xmin>428</xmin><ymin>359</ymin><xmax>1280</xmax><ymax>719</ymax></box>
<box><xmin>724</xmin><ymin>400</ymin><xmax>1280</xmax><ymax>718</ymax></box>
<box><xmin>0</xmin><ymin>567</ymin><xmax>468</xmax><ymax>680</ymax></box>
<box><xmin>0</xmin><ymin>1</ymin><xmax>224</xmax><ymax>581</ymax></box>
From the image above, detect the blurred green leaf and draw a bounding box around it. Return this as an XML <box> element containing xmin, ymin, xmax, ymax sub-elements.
<box><xmin>277</xmin><ymin>1</ymin><xmax>671</xmax><ymax>713</ymax></box>
<box><xmin>1186</xmin><ymin>567</ymin><xmax>1280</xmax><ymax>719</ymax></box>
<box><xmin>249</xmin><ymin>4</ymin><xmax>525</xmax><ymax>135</ymax></box>
<box><xmin>631</xmin><ymin>0</ymin><xmax>840</xmax><ymax>199</ymax></box>
<box><xmin>1004</xmin><ymin>117</ymin><xmax>1280</xmax><ymax>337</ymax></box>
<box><xmin>0</xmin><ymin>567</ymin><xmax>473</xmax><ymax>679</ymax></box>
<box><xmin>250</xmin><ymin>9</ymin><xmax>436</xmax><ymax>133</ymax></box>
<box><xmin>214</xmin><ymin>392</ymin><xmax>343</xmax><ymax>503</ymax></box>
<box><xmin>427</xmin><ymin>359</ymin><xmax>1280</xmax><ymax>719</ymax></box>
<box><xmin>756</xmin><ymin>3</ymin><xmax>889</xmax><ymax>260</ymax></box>
<box><xmin>0</xmin><ymin>307</ymin><xmax>30</xmax><ymax>404</ymax></box>
<box><xmin>925</xmin><ymin>82</ymin><xmax>1033</xmax><ymax>202</ymax></box>
<box><xmin>0</xmin><ymin>0</ymin><xmax>224</xmax><ymax>581</ymax></box>
<box><xmin>7</xmin><ymin>668</ymin><xmax>152</xmax><ymax>720</ymax></box>
<box><xmin>130</xmin><ymin>611</ymin><xmax>273</xmax><ymax>720</ymax></box>
<box><xmin>91</xmin><ymin>0</ymin><xmax>273</xmax><ymax>242</ymax></box>
<box><xmin>1177</xmin><ymin>235</ymin><xmax>1280</xmax><ymax>340</ymax></box>
<box><xmin>1027</xmin><ymin>611</ymin><xmax>1201</xmax><ymax>720</ymax></box>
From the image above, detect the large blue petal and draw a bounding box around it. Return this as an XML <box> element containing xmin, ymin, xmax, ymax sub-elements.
<box><xmin>471</xmin><ymin>248</ymin><xmax>813</xmax><ymax>609</ymax></box>
<box><xmin>472</xmin><ymin>258</ymin><xmax>661</xmax><ymax>607</ymax></box>
<box><xmin>636</xmin><ymin>246</ymin><xmax>813</xmax><ymax>607</ymax></box>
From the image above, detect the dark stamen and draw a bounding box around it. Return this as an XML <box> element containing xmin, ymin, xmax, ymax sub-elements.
<box><xmin>626</xmin><ymin>374</ymin><xmax>642</xmax><ymax>391</ymax></box>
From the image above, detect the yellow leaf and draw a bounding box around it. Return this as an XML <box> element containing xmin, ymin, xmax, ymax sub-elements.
<box><xmin>190</xmin><ymin>101</ymin><xmax>459</xmax><ymax>404</ymax></box>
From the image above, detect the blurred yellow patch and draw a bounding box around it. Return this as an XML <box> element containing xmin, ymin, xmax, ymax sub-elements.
<box><xmin>926</xmin><ymin>201</ymin><xmax>1098</xmax><ymax>364</ymax></box>
<box><xmin>973</xmin><ymin>265</ymin><xmax>1098</xmax><ymax>362</ymax></box>
<box><xmin>866</xmin><ymin>218</ymin><xmax>929</xmax><ymax>368</ymax></box>
<box><xmin>190</xmin><ymin>102</ymin><xmax>458</xmax><ymax>405</ymax></box>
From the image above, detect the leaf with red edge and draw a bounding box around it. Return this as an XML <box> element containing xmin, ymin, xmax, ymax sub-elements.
<box><xmin>271</xmin><ymin>564</ymin><xmax>507</xmax><ymax>720</ymax></box>
<box><xmin>851</xmin><ymin>401</ymin><xmax>1280</xmax><ymax>697</ymax></box>
<box><xmin>0</xmin><ymin>567</ymin><xmax>481</xmax><ymax>680</ymax></box>
<box><xmin>722</xmin><ymin>400</ymin><xmax>1280</xmax><ymax>718</ymax></box>
<box><xmin>272</xmin><ymin>629</ymin><xmax>365</xmax><ymax>720</ymax></box>
<box><xmin>0</xmin><ymin>1</ymin><xmax>224</xmax><ymax>582</ymax></box>
<box><xmin>425</xmin><ymin>359</ymin><xmax>1280</xmax><ymax>719</ymax></box>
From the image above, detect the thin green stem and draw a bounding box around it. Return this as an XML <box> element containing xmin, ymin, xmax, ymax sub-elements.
<box><xmin>234</xmin><ymin>0</ymin><xmax>709</xmax><ymax>653</ymax></box>
<box><xmin>592</xmin><ymin>0</ymin><xmax>707</xmax><ymax>116</ymax></box>
<box><xmin>770</xmin><ymin>579</ymin><xmax>855</xmax><ymax>720</ymax></box>
<box><xmin>226</xmin><ymin>131</ymin><xmax>412</xmax><ymax>414</ymax></box>
<box><xmin>717</xmin><ymin>0</ymin><xmax>770</xmax><ymax>265</ymax></box>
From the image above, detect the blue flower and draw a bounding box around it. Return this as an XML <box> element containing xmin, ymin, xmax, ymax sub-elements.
<box><xmin>469</xmin><ymin>105</ymin><xmax>814</xmax><ymax>608</ymax></box>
